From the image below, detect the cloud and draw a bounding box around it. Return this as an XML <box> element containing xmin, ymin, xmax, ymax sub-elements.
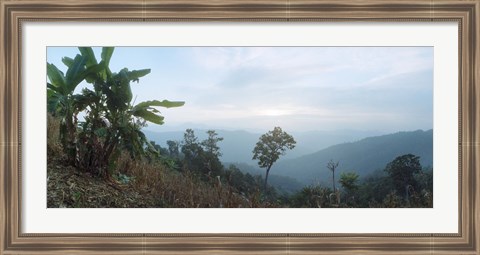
<box><xmin>48</xmin><ymin>46</ymin><xmax>433</xmax><ymax>133</ymax></box>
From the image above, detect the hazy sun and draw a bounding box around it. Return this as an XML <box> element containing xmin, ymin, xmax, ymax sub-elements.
<box><xmin>259</xmin><ymin>109</ymin><xmax>291</xmax><ymax>116</ymax></box>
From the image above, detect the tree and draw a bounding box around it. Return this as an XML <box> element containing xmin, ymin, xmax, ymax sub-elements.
<box><xmin>339</xmin><ymin>171</ymin><xmax>359</xmax><ymax>205</ymax></box>
<box><xmin>166</xmin><ymin>140</ymin><xmax>180</xmax><ymax>158</ymax></box>
<box><xmin>327</xmin><ymin>160</ymin><xmax>339</xmax><ymax>192</ymax></box>
<box><xmin>201</xmin><ymin>130</ymin><xmax>224</xmax><ymax>158</ymax></box>
<box><xmin>180</xmin><ymin>129</ymin><xmax>224</xmax><ymax>178</ymax></box>
<box><xmin>384</xmin><ymin>154</ymin><xmax>422</xmax><ymax>201</ymax></box>
<box><xmin>252</xmin><ymin>127</ymin><xmax>296</xmax><ymax>193</ymax></box>
<box><xmin>200</xmin><ymin>130</ymin><xmax>224</xmax><ymax>177</ymax></box>
<box><xmin>181</xmin><ymin>129</ymin><xmax>202</xmax><ymax>169</ymax></box>
<box><xmin>357</xmin><ymin>170</ymin><xmax>394</xmax><ymax>207</ymax></box>
<box><xmin>339</xmin><ymin>172</ymin><xmax>359</xmax><ymax>193</ymax></box>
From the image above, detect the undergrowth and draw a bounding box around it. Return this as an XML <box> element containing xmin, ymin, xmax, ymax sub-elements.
<box><xmin>47</xmin><ymin>115</ymin><xmax>269</xmax><ymax>208</ymax></box>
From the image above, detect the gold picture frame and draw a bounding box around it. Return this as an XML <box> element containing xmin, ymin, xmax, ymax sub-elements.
<box><xmin>1</xmin><ymin>0</ymin><xmax>479</xmax><ymax>254</ymax></box>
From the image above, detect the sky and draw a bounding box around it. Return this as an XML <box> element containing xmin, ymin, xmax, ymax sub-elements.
<box><xmin>47</xmin><ymin>47</ymin><xmax>433</xmax><ymax>133</ymax></box>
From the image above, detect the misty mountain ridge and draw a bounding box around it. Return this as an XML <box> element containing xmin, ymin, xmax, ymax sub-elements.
<box><xmin>144</xmin><ymin>128</ymin><xmax>385</xmax><ymax>164</ymax></box>
<box><xmin>271</xmin><ymin>129</ymin><xmax>433</xmax><ymax>185</ymax></box>
<box><xmin>145</xmin><ymin>128</ymin><xmax>432</xmax><ymax>191</ymax></box>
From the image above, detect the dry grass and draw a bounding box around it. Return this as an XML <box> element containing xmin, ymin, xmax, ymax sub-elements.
<box><xmin>47</xmin><ymin>114</ymin><xmax>63</xmax><ymax>160</ymax></box>
<box><xmin>47</xmin><ymin>115</ymin><xmax>273</xmax><ymax>208</ymax></box>
<box><xmin>48</xmin><ymin>154</ymin><xmax>265</xmax><ymax>208</ymax></box>
<box><xmin>123</xmin><ymin>157</ymin><xmax>253</xmax><ymax>208</ymax></box>
<box><xmin>47</xmin><ymin>162</ymin><xmax>158</xmax><ymax>208</ymax></box>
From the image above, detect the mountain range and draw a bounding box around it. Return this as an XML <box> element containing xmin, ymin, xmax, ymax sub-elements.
<box><xmin>145</xmin><ymin>128</ymin><xmax>433</xmax><ymax>190</ymax></box>
<box><xmin>272</xmin><ymin>129</ymin><xmax>433</xmax><ymax>185</ymax></box>
<box><xmin>144</xmin><ymin>129</ymin><xmax>383</xmax><ymax>163</ymax></box>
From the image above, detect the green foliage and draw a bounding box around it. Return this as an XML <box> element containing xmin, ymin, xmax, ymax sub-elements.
<box><xmin>252</xmin><ymin>127</ymin><xmax>296</xmax><ymax>193</ymax></box>
<box><xmin>225</xmin><ymin>165</ymin><xmax>258</xmax><ymax>195</ymax></box>
<box><xmin>357</xmin><ymin>171</ymin><xmax>394</xmax><ymax>207</ymax></box>
<box><xmin>180</xmin><ymin>129</ymin><xmax>225</xmax><ymax>179</ymax></box>
<box><xmin>290</xmin><ymin>185</ymin><xmax>331</xmax><ymax>208</ymax></box>
<box><xmin>181</xmin><ymin>129</ymin><xmax>202</xmax><ymax>169</ymax></box>
<box><xmin>46</xmin><ymin>53</ymin><xmax>106</xmax><ymax>165</ymax></box>
<box><xmin>339</xmin><ymin>172</ymin><xmax>359</xmax><ymax>194</ymax></box>
<box><xmin>384</xmin><ymin>154</ymin><xmax>422</xmax><ymax>199</ymax></box>
<box><xmin>253</xmin><ymin>127</ymin><xmax>296</xmax><ymax>169</ymax></box>
<box><xmin>415</xmin><ymin>166</ymin><xmax>433</xmax><ymax>192</ymax></box>
<box><xmin>339</xmin><ymin>171</ymin><xmax>359</xmax><ymax>206</ymax></box>
<box><xmin>47</xmin><ymin>47</ymin><xmax>184</xmax><ymax>178</ymax></box>
<box><xmin>202</xmin><ymin>130</ymin><xmax>224</xmax><ymax>157</ymax></box>
<box><xmin>383</xmin><ymin>191</ymin><xmax>402</xmax><ymax>208</ymax></box>
<box><xmin>166</xmin><ymin>140</ymin><xmax>180</xmax><ymax>158</ymax></box>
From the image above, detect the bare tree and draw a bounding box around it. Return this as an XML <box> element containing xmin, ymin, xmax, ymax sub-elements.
<box><xmin>327</xmin><ymin>160</ymin><xmax>339</xmax><ymax>192</ymax></box>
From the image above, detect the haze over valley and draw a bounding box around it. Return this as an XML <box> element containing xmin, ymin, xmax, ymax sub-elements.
<box><xmin>146</xmin><ymin>129</ymin><xmax>433</xmax><ymax>192</ymax></box>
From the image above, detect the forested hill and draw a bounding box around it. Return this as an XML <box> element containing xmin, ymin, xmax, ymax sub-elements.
<box><xmin>272</xmin><ymin>129</ymin><xmax>433</xmax><ymax>185</ymax></box>
<box><xmin>144</xmin><ymin>129</ymin><xmax>382</xmax><ymax>164</ymax></box>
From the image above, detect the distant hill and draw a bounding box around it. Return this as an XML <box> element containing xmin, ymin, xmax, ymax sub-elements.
<box><xmin>144</xmin><ymin>129</ymin><xmax>383</xmax><ymax>164</ymax></box>
<box><xmin>271</xmin><ymin>129</ymin><xmax>433</xmax><ymax>185</ymax></box>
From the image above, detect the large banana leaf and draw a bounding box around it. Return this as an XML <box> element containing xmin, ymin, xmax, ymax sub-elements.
<box><xmin>130</xmin><ymin>100</ymin><xmax>184</xmax><ymax>125</ymax></box>
<box><xmin>101</xmin><ymin>47</ymin><xmax>114</xmax><ymax>79</ymax></box>
<box><xmin>62</xmin><ymin>57</ymin><xmax>74</xmax><ymax>68</ymax></box>
<box><xmin>128</xmin><ymin>69</ymin><xmax>151</xmax><ymax>83</ymax></box>
<box><xmin>78</xmin><ymin>47</ymin><xmax>98</xmax><ymax>67</ymax></box>
<box><xmin>82</xmin><ymin>61</ymin><xmax>107</xmax><ymax>84</ymax></box>
<box><xmin>47</xmin><ymin>82</ymin><xmax>62</xmax><ymax>94</ymax></box>
<box><xmin>47</xmin><ymin>89</ymin><xmax>64</xmax><ymax>115</ymax></box>
<box><xmin>132</xmin><ymin>109</ymin><xmax>165</xmax><ymax>125</ymax></box>
<box><xmin>47</xmin><ymin>63</ymin><xmax>66</xmax><ymax>92</ymax></box>
<box><xmin>132</xmin><ymin>100</ymin><xmax>185</xmax><ymax>111</ymax></box>
<box><xmin>101</xmin><ymin>47</ymin><xmax>114</xmax><ymax>66</ymax></box>
<box><xmin>78</xmin><ymin>47</ymin><xmax>113</xmax><ymax>82</ymax></box>
<box><xmin>65</xmin><ymin>54</ymin><xmax>87</xmax><ymax>93</ymax></box>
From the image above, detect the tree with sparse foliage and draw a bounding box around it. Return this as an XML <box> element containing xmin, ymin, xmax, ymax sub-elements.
<box><xmin>181</xmin><ymin>129</ymin><xmax>202</xmax><ymax>169</ymax></box>
<box><xmin>327</xmin><ymin>160</ymin><xmax>339</xmax><ymax>192</ymax></box>
<box><xmin>201</xmin><ymin>130</ymin><xmax>224</xmax><ymax>158</ymax></box>
<box><xmin>252</xmin><ymin>127</ymin><xmax>296</xmax><ymax>193</ymax></box>
<box><xmin>200</xmin><ymin>130</ymin><xmax>224</xmax><ymax>177</ymax></box>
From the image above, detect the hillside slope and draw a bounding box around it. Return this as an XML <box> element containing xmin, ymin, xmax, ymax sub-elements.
<box><xmin>272</xmin><ymin>129</ymin><xmax>433</xmax><ymax>185</ymax></box>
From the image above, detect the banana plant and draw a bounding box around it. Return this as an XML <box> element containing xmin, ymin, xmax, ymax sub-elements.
<box><xmin>47</xmin><ymin>54</ymin><xmax>104</xmax><ymax>164</ymax></box>
<box><xmin>68</xmin><ymin>47</ymin><xmax>185</xmax><ymax>178</ymax></box>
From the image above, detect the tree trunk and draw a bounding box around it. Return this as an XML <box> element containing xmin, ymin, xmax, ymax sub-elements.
<box><xmin>332</xmin><ymin>170</ymin><xmax>336</xmax><ymax>193</ymax></box>
<box><xmin>264</xmin><ymin>165</ymin><xmax>272</xmax><ymax>194</ymax></box>
<box><xmin>64</xmin><ymin>110</ymin><xmax>76</xmax><ymax>166</ymax></box>
<box><xmin>405</xmin><ymin>185</ymin><xmax>410</xmax><ymax>203</ymax></box>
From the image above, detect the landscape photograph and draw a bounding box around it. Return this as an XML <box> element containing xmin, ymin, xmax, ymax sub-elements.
<box><xmin>47</xmin><ymin>46</ymin><xmax>433</xmax><ymax>208</ymax></box>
